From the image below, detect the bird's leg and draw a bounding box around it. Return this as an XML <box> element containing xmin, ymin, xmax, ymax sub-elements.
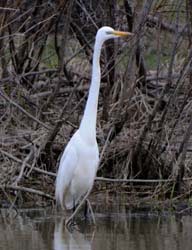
<box><xmin>65</xmin><ymin>188</ymin><xmax>92</xmax><ymax>227</ymax></box>
<box><xmin>73</xmin><ymin>198</ymin><xmax>76</xmax><ymax>213</ymax></box>
<box><xmin>84</xmin><ymin>199</ymin><xmax>88</xmax><ymax>219</ymax></box>
<box><xmin>66</xmin><ymin>198</ymin><xmax>78</xmax><ymax>230</ymax></box>
<box><xmin>70</xmin><ymin>198</ymin><xmax>77</xmax><ymax>226</ymax></box>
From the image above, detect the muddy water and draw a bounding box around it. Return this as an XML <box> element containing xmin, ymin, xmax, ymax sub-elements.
<box><xmin>0</xmin><ymin>207</ymin><xmax>192</xmax><ymax>250</ymax></box>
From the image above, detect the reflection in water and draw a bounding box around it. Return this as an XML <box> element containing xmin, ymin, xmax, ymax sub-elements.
<box><xmin>0</xmin><ymin>207</ymin><xmax>192</xmax><ymax>250</ymax></box>
<box><xmin>54</xmin><ymin>217</ymin><xmax>93</xmax><ymax>250</ymax></box>
<box><xmin>0</xmin><ymin>211</ymin><xmax>47</xmax><ymax>250</ymax></box>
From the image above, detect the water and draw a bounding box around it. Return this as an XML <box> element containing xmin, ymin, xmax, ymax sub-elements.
<box><xmin>0</xmin><ymin>206</ymin><xmax>192</xmax><ymax>250</ymax></box>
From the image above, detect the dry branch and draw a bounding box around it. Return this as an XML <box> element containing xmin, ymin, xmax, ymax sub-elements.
<box><xmin>13</xmin><ymin>148</ymin><xmax>34</xmax><ymax>186</ymax></box>
<box><xmin>0</xmin><ymin>149</ymin><xmax>56</xmax><ymax>177</ymax></box>
<box><xmin>0</xmin><ymin>185</ymin><xmax>54</xmax><ymax>200</ymax></box>
<box><xmin>0</xmin><ymin>88</ymin><xmax>51</xmax><ymax>130</ymax></box>
<box><xmin>95</xmin><ymin>177</ymin><xmax>174</xmax><ymax>183</ymax></box>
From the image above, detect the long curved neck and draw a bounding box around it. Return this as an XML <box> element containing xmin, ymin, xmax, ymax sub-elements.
<box><xmin>79</xmin><ymin>38</ymin><xmax>103</xmax><ymax>142</ymax></box>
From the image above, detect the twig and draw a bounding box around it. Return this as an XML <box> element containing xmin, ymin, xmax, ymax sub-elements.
<box><xmin>0</xmin><ymin>7</ymin><xmax>19</xmax><ymax>11</ymax></box>
<box><xmin>173</xmin><ymin>112</ymin><xmax>192</xmax><ymax>182</ymax></box>
<box><xmin>0</xmin><ymin>69</ymin><xmax>58</xmax><ymax>83</ymax></box>
<box><xmin>0</xmin><ymin>149</ymin><xmax>56</xmax><ymax>177</ymax></box>
<box><xmin>98</xmin><ymin>127</ymin><xmax>113</xmax><ymax>168</ymax></box>
<box><xmin>31</xmin><ymin>83</ymin><xmax>107</xmax><ymax>99</ymax></box>
<box><xmin>76</xmin><ymin>0</ymin><xmax>98</xmax><ymax>29</ymax></box>
<box><xmin>0</xmin><ymin>185</ymin><xmax>54</xmax><ymax>199</ymax></box>
<box><xmin>0</xmin><ymin>8</ymin><xmax>32</xmax><ymax>32</ymax></box>
<box><xmin>23</xmin><ymin>14</ymin><xmax>57</xmax><ymax>35</ymax></box>
<box><xmin>13</xmin><ymin>148</ymin><xmax>34</xmax><ymax>186</ymax></box>
<box><xmin>95</xmin><ymin>177</ymin><xmax>174</xmax><ymax>183</ymax></box>
<box><xmin>146</xmin><ymin>73</ymin><xmax>180</xmax><ymax>82</ymax></box>
<box><xmin>86</xmin><ymin>199</ymin><xmax>96</xmax><ymax>224</ymax></box>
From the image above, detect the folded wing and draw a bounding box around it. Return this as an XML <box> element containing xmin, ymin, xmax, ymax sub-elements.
<box><xmin>55</xmin><ymin>144</ymin><xmax>78</xmax><ymax>209</ymax></box>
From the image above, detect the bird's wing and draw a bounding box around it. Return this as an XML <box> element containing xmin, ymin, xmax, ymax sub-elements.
<box><xmin>55</xmin><ymin>143</ymin><xmax>78</xmax><ymax>209</ymax></box>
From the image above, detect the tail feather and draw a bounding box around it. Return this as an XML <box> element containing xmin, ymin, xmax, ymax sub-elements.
<box><xmin>55</xmin><ymin>143</ymin><xmax>77</xmax><ymax>209</ymax></box>
<box><xmin>55</xmin><ymin>167</ymin><xmax>67</xmax><ymax>209</ymax></box>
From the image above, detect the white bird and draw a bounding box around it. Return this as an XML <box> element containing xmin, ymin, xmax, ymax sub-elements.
<box><xmin>55</xmin><ymin>26</ymin><xmax>131</xmax><ymax>211</ymax></box>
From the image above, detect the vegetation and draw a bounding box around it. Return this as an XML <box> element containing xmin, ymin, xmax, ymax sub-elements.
<box><xmin>0</xmin><ymin>0</ymin><xmax>192</xmax><ymax>210</ymax></box>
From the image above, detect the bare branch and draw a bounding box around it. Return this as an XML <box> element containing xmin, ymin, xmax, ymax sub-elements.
<box><xmin>0</xmin><ymin>88</ymin><xmax>51</xmax><ymax>130</ymax></box>
<box><xmin>0</xmin><ymin>185</ymin><xmax>54</xmax><ymax>200</ymax></box>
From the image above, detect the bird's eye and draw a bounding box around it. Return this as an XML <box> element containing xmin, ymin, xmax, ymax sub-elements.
<box><xmin>106</xmin><ymin>31</ymin><xmax>112</xmax><ymax>35</ymax></box>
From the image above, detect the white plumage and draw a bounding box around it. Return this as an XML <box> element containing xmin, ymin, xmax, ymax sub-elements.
<box><xmin>55</xmin><ymin>26</ymin><xmax>131</xmax><ymax>210</ymax></box>
<box><xmin>55</xmin><ymin>130</ymin><xmax>99</xmax><ymax>209</ymax></box>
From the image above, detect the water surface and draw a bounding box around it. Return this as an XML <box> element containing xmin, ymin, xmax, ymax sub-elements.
<box><xmin>0</xmin><ymin>206</ymin><xmax>192</xmax><ymax>250</ymax></box>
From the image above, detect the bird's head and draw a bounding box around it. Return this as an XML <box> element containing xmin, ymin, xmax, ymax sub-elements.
<box><xmin>96</xmin><ymin>26</ymin><xmax>133</xmax><ymax>42</ymax></box>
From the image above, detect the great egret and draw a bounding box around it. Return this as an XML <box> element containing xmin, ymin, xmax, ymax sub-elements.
<box><xmin>55</xmin><ymin>26</ymin><xmax>131</xmax><ymax>213</ymax></box>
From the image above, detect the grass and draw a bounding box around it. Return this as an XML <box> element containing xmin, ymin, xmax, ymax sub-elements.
<box><xmin>42</xmin><ymin>37</ymin><xmax>58</xmax><ymax>68</ymax></box>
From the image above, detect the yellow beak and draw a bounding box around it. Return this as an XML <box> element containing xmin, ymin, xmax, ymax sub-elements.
<box><xmin>112</xmin><ymin>30</ymin><xmax>133</xmax><ymax>37</ymax></box>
